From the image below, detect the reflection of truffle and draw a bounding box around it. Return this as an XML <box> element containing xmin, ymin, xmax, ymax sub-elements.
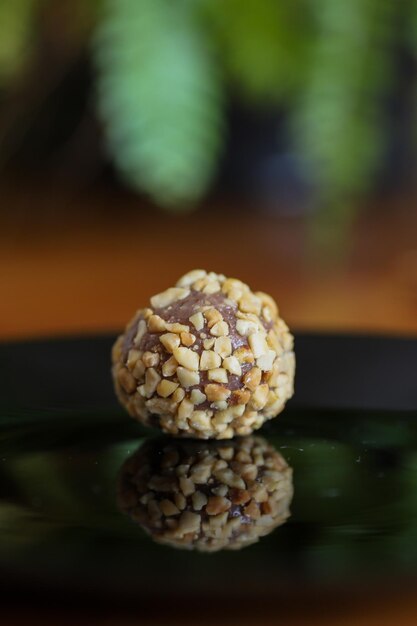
<box><xmin>117</xmin><ymin>436</ymin><xmax>293</xmax><ymax>552</ymax></box>
<box><xmin>112</xmin><ymin>270</ymin><xmax>295</xmax><ymax>439</ymax></box>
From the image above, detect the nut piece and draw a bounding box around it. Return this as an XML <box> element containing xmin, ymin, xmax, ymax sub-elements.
<box><xmin>192</xmin><ymin>491</ymin><xmax>208</xmax><ymax>511</ymax></box>
<box><xmin>236</xmin><ymin>319</ymin><xmax>259</xmax><ymax>337</ymax></box>
<box><xmin>229</xmin><ymin>489</ymin><xmax>251</xmax><ymax>505</ymax></box>
<box><xmin>159</xmin><ymin>499</ymin><xmax>180</xmax><ymax>516</ymax></box>
<box><xmin>205</xmin><ymin>384</ymin><xmax>231</xmax><ymax>403</ymax></box>
<box><xmin>174</xmin><ymin>492</ymin><xmax>186</xmax><ymax>510</ymax></box>
<box><xmin>145</xmin><ymin>368</ymin><xmax>161</xmax><ymax>396</ymax></box>
<box><xmin>118</xmin><ymin>368</ymin><xmax>136</xmax><ymax>394</ymax></box>
<box><xmin>157</xmin><ymin>380</ymin><xmax>179</xmax><ymax>398</ymax></box>
<box><xmin>189</xmin><ymin>312</ymin><xmax>205</xmax><ymax>331</ymax></box>
<box><xmin>147</xmin><ymin>315</ymin><xmax>167</xmax><ymax>333</ymax></box>
<box><xmin>211</xmin><ymin>401</ymin><xmax>229</xmax><ymax>412</ymax></box>
<box><xmin>233</xmin><ymin>347</ymin><xmax>255</xmax><ymax>364</ymax></box>
<box><xmin>151</xmin><ymin>287</ymin><xmax>190</xmax><ymax>309</ymax></box>
<box><xmin>142</xmin><ymin>351</ymin><xmax>160</xmax><ymax>368</ymax></box>
<box><xmin>208</xmin><ymin>368</ymin><xmax>228</xmax><ymax>383</ymax></box>
<box><xmin>204</xmin><ymin>308</ymin><xmax>223</xmax><ymax>328</ymax></box>
<box><xmin>239</xmin><ymin>294</ymin><xmax>262</xmax><ymax>315</ymax></box>
<box><xmin>206</xmin><ymin>496</ymin><xmax>231</xmax><ymax>515</ymax></box>
<box><xmin>222</xmin><ymin>278</ymin><xmax>248</xmax><ymax>301</ymax></box>
<box><xmin>256</xmin><ymin>291</ymin><xmax>278</xmax><ymax>317</ymax></box>
<box><xmin>202</xmin><ymin>281</ymin><xmax>221</xmax><ymax>294</ymax></box>
<box><xmin>176</xmin><ymin>269</ymin><xmax>207</xmax><ymax>287</ymax></box>
<box><xmin>179</xmin><ymin>477</ymin><xmax>195</xmax><ymax>496</ymax></box>
<box><xmin>243</xmin><ymin>367</ymin><xmax>262</xmax><ymax>391</ymax></box>
<box><xmin>181</xmin><ymin>332</ymin><xmax>196</xmax><ymax>346</ymax></box>
<box><xmin>222</xmin><ymin>356</ymin><xmax>242</xmax><ymax>376</ymax></box>
<box><xmin>262</xmin><ymin>306</ymin><xmax>272</xmax><ymax>323</ymax></box>
<box><xmin>177</xmin><ymin>511</ymin><xmax>200</xmax><ymax>535</ymax></box>
<box><xmin>178</xmin><ymin>398</ymin><xmax>194</xmax><ymax>419</ymax></box>
<box><xmin>214</xmin><ymin>337</ymin><xmax>232</xmax><ymax>358</ymax></box>
<box><xmin>126</xmin><ymin>349</ymin><xmax>141</xmax><ymax>371</ymax></box>
<box><xmin>172</xmin><ymin>387</ymin><xmax>185</xmax><ymax>403</ymax></box>
<box><xmin>190</xmin><ymin>411</ymin><xmax>212</xmax><ymax>431</ymax></box>
<box><xmin>165</xmin><ymin>322</ymin><xmax>190</xmax><ymax>334</ymax></box>
<box><xmin>162</xmin><ymin>356</ymin><xmax>178</xmax><ymax>377</ymax></box>
<box><xmin>256</xmin><ymin>350</ymin><xmax>276</xmax><ymax>371</ymax></box>
<box><xmin>250</xmin><ymin>384</ymin><xmax>269</xmax><ymax>410</ymax></box>
<box><xmin>244</xmin><ymin>500</ymin><xmax>260</xmax><ymax>520</ymax></box>
<box><xmin>213</xmin><ymin>468</ymin><xmax>245</xmax><ymax>489</ymax></box>
<box><xmin>176</xmin><ymin>367</ymin><xmax>200</xmax><ymax>388</ymax></box>
<box><xmin>248</xmin><ymin>333</ymin><xmax>268</xmax><ymax>358</ymax></box>
<box><xmin>160</xmin><ymin>333</ymin><xmax>181</xmax><ymax>353</ymax></box>
<box><xmin>211</xmin><ymin>484</ymin><xmax>228</xmax><ymax>497</ymax></box>
<box><xmin>173</xmin><ymin>347</ymin><xmax>200</xmax><ymax>371</ymax></box>
<box><xmin>210</xmin><ymin>321</ymin><xmax>229</xmax><ymax>337</ymax></box>
<box><xmin>133</xmin><ymin>320</ymin><xmax>147</xmax><ymax>346</ymax></box>
<box><xmin>200</xmin><ymin>350</ymin><xmax>222</xmax><ymax>371</ymax></box>
<box><xmin>232</xmin><ymin>389</ymin><xmax>251</xmax><ymax>405</ymax></box>
<box><xmin>133</xmin><ymin>359</ymin><xmax>146</xmax><ymax>379</ymax></box>
<box><xmin>190</xmin><ymin>389</ymin><xmax>206</xmax><ymax>405</ymax></box>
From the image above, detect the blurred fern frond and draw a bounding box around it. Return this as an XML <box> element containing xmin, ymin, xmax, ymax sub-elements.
<box><xmin>203</xmin><ymin>0</ymin><xmax>310</xmax><ymax>104</ymax></box>
<box><xmin>409</xmin><ymin>0</ymin><xmax>417</xmax><ymax>51</ymax></box>
<box><xmin>292</xmin><ymin>0</ymin><xmax>396</xmax><ymax>220</ymax></box>
<box><xmin>409</xmin><ymin>0</ymin><xmax>417</xmax><ymax>147</ymax></box>
<box><xmin>0</xmin><ymin>0</ymin><xmax>37</xmax><ymax>85</ymax></box>
<box><xmin>93</xmin><ymin>0</ymin><xmax>224</xmax><ymax>208</ymax></box>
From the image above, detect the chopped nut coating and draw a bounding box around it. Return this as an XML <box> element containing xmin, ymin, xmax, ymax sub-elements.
<box><xmin>117</xmin><ymin>436</ymin><xmax>293</xmax><ymax>552</ymax></box>
<box><xmin>112</xmin><ymin>270</ymin><xmax>294</xmax><ymax>438</ymax></box>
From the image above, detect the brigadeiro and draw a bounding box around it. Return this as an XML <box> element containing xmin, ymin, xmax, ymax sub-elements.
<box><xmin>117</xmin><ymin>436</ymin><xmax>293</xmax><ymax>552</ymax></box>
<box><xmin>112</xmin><ymin>270</ymin><xmax>295</xmax><ymax>439</ymax></box>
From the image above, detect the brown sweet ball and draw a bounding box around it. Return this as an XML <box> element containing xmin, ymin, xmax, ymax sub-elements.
<box><xmin>112</xmin><ymin>270</ymin><xmax>295</xmax><ymax>439</ymax></box>
<box><xmin>117</xmin><ymin>436</ymin><xmax>293</xmax><ymax>552</ymax></box>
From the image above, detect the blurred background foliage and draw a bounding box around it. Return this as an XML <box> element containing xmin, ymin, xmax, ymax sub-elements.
<box><xmin>0</xmin><ymin>0</ymin><xmax>416</xmax><ymax>229</ymax></box>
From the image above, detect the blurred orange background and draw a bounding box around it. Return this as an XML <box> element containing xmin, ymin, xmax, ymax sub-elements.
<box><xmin>1</xmin><ymin>182</ymin><xmax>416</xmax><ymax>341</ymax></box>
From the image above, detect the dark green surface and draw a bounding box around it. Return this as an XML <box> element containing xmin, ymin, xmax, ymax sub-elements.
<box><xmin>1</xmin><ymin>409</ymin><xmax>417</xmax><ymax>599</ymax></box>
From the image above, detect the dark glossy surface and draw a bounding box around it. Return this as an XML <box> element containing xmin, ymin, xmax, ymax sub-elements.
<box><xmin>2</xmin><ymin>334</ymin><xmax>417</xmax><ymax>416</ymax></box>
<box><xmin>0</xmin><ymin>335</ymin><xmax>416</xmax><ymax>604</ymax></box>
<box><xmin>2</xmin><ymin>411</ymin><xmax>417</xmax><ymax>599</ymax></box>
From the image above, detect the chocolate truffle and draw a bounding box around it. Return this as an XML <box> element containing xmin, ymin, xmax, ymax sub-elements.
<box><xmin>117</xmin><ymin>436</ymin><xmax>293</xmax><ymax>552</ymax></box>
<box><xmin>112</xmin><ymin>270</ymin><xmax>295</xmax><ymax>439</ymax></box>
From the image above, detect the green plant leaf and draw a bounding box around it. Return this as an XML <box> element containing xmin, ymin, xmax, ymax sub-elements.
<box><xmin>203</xmin><ymin>0</ymin><xmax>310</xmax><ymax>104</ymax></box>
<box><xmin>292</xmin><ymin>0</ymin><xmax>396</xmax><ymax>218</ymax></box>
<box><xmin>0</xmin><ymin>0</ymin><xmax>37</xmax><ymax>85</ymax></box>
<box><xmin>93</xmin><ymin>0</ymin><xmax>224</xmax><ymax>208</ymax></box>
<box><xmin>408</xmin><ymin>0</ymin><xmax>417</xmax><ymax>149</ymax></box>
<box><xmin>408</xmin><ymin>0</ymin><xmax>417</xmax><ymax>50</ymax></box>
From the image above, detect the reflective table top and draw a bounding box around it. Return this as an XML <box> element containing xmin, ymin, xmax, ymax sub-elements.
<box><xmin>0</xmin><ymin>334</ymin><xmax>416</xmax><ymax>608</ymax></box>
